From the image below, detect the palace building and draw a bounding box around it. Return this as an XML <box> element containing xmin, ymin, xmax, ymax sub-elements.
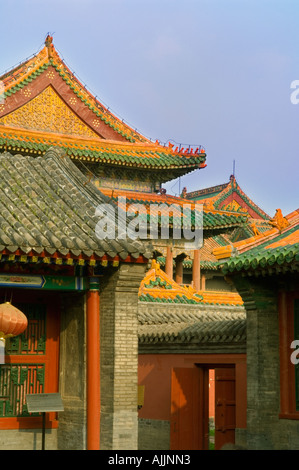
<box><xmin>0</xmin><ymin>36</ymin><xmax>297</xmax><ymax>450</ymax></box>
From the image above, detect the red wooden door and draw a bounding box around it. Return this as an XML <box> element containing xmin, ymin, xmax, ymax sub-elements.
<box><xmin>170</xmin><ymin>367</ymin><xmax>209</xmax><ymax>450</ymax></box>
<box><xmin>214</xmin><ymin>367</ymin><xmax>236</xmax><ymax>449</ymax></box>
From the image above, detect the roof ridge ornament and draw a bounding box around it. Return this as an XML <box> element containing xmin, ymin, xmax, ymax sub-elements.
<box><xmin>270</xmin><ymin>208</ymin><xmax>289</xmax><ymax>232</ymax></box>
<box><xmin>204</xmin><ymin>200</ymin><xmax>215</xmax><ymax>211</ymax></box>
<box><xmin>45</xmin><ymin>34</ymin><xmax>54</xmax><ymax>58</ymax></box>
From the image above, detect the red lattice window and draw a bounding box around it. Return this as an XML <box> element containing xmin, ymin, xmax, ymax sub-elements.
<box><xmin>279</xmin><ymin>291</ymin><xmax>299</xmax><ymax>420</ymax></box>
<box><xmin>0</xmin><ymin>294</ymin><xmax>60</xmax><ymax>429</ymax></box>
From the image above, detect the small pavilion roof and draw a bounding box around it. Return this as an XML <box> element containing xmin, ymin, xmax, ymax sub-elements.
<box><xmin>139</xmin><ymin>259</ymin><xmax>243</xmax><ymax>306</ymax></box>
<box><xmin>186</xmin><ymin>174</ymin><xmax>270</xmax><ymax>220</ymax></box>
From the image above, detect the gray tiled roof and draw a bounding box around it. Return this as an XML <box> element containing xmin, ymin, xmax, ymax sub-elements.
<box><xmin>138</xmin><ymin>307</ymin><xmax>246</xmax><ymax>345</ymax></box>
<box><xmin>0</xmin><ymin>148</ymin><xmax>152</xmax><ymax>260</ymax></box>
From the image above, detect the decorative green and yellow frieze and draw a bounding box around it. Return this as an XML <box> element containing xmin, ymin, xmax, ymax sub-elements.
<box><xmin>0</xmin><ymin>273</ymin><xmax>88</xmax><ymax>291</ymax></box>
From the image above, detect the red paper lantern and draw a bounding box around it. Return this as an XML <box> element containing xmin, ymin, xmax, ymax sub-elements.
<box><xmin>0</xmin><ymin>302</ymin><xmax>28</xmax><ymax>339</ymax></box>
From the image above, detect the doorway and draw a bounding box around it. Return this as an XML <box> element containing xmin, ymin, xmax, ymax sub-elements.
<box><xmin>170</xmin><ymin>365</ymin><xmax>236</xmax><ymax>450</ymax></box>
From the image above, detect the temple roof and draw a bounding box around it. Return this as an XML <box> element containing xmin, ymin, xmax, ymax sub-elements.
<box><xmin>139</xmin><ymin>259</ymin><xmax>243</xmax><ymax>305</ymax></box>
<box><xmin>216</xmin><ymin>209</ymin><xmax>299</xmax><ymax>275</ymax></box>
<box><xmin>0</xmin><ymin>36</ymin><xmax>206</xmax><ymax>173</ymax></box>
<box><xmin>100</xmin><ymin>187</ymin><xmax>249</xmax><ymax>231</ymax></box>
<box><xmin>186</xmin><ymin>174</ymin><xmax>270</xmax><ymax>220</ymax></box>
<box><xmin>0</xmin><ymin>148</ymin><xmax>152</xmax><ymax>264</ymax></box>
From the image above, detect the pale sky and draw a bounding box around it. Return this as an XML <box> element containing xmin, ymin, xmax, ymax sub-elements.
<box><xmin>1</xmin><ymin>0</ymin><xmax>298</xmax><ymax>216</ymax></box>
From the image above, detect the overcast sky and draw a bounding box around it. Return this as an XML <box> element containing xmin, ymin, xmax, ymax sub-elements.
<box><xmin>1</xmin><ymin>0</ymin><xmax>298</xmax><ymax>216</ymax></box>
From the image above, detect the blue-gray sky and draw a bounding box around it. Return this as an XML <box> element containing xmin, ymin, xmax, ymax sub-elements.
<box><xmin>1</xmin><ymin>0</ymin><xmax>298</xmax><ymax>216</ymax></box>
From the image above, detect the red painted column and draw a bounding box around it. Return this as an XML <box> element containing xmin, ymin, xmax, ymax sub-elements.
<box><xmin>86</xmin><ymin>277</ymin><xmax>100</xmax><ymax>450</ymax></box>
<box><xmin>192</xmin><ymin>249</ymin><xmax>200</xmax><ymax>291</ymax></box>
<box><xmin>165</xmin><ymin>246</ymin><xmax>173</xmax><ymax>279</ymax></box>
<box><xmin>175</xmin><ymin>257</ymin><xmax>184</xmax><ymax>285</ymax></box>
<box><xmin>200</xmin><ymin>273</ymin><xmax>206</xmax><ymax>290</ymax></box>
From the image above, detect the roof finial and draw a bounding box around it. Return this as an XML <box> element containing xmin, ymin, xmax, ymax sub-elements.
<box><xmin>45</xmin><ymin>34</ymin><xmax>53</xmax><ymax>47</ymax></box>
<box><xmin>45</xmin><ymin>34</ymin><xmax>54</xmax><ymax>58</ymax></box>
<box><xmin>230</xmin><ymin>160</ymin><xmax>236</xmax><ymax>183</ymax></box>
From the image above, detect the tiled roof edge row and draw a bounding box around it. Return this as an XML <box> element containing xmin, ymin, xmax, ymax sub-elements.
<box><xmin>0</xmin><ymin>130</ymin><xmax>206</xmax><ymax>169</ymax></box>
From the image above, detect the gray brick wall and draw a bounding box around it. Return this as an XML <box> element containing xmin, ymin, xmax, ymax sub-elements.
<box><xmin>0</xmin><ymin>429</ymin><xmax>58</xmax><ymax>450</ymax></box>
<box><xmin>138</xmin><ymin>418</ymin><xmax>170</xmax><ymax>450</ymax></box>
<box><xmin>234</xmin><ymin>276</ymin><xmax>299</xmax><ymax>450</ymax></box>
<box><xmin>100</xmin><ymin>263</ymin><xmax>147</xmax><ymax>450</ymax></box>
